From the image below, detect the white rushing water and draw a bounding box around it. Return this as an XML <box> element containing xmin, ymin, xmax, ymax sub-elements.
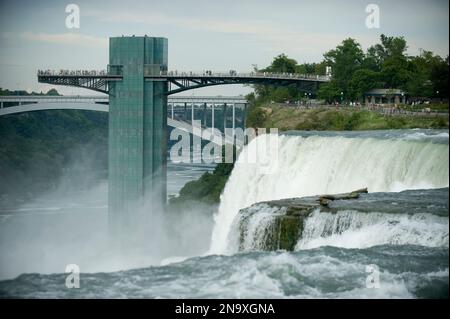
<box><xmin>296</xmin><ymin>209</ymin><xmax>449</xmax><ymax>249</ymax></box>
<box><xmin>210</xmin><ymin>131</ymin><xmax>449</xmax><ymax>254</ymax></box>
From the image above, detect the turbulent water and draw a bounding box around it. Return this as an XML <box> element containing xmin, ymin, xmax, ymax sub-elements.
<box><xmin>210</xmin><ymin>129</ymin><xmax>449</xmax><ymax>253</ymax></box>
<box><xmin>0</xmin><ymin>245</ymin><xmax>448</xmax><ymax>298</ymax></box>
<box><xmin>0</xmin><ymin>129</ymin><xmax>448</xmax><ymax>298</ymax></box>
<box><xmin>231</xmin><ymin>188</ymin><xmax>449</xmax><ymax>252</ymax></box>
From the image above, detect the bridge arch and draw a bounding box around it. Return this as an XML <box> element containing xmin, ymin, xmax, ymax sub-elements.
<box><xmin>0</xmin><ymin>102</ymin><xmax>237</xmax><ymax>146</ymax></box>
<box><xmin>0</xmin><ymin>103</ymin><xmax>108</xmax><ymax>116</ymax></box>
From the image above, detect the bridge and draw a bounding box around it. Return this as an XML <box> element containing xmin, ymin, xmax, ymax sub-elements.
<box><xmin>37</xmin><ymin>70</ymin><xmax>329</xmax><ymax>95</ymax></box>
<box><xmin>33</xmin><ymin>36</ymin><xmax>328</xmax><ymax>232</ymax></box>
<box><xmin>0</xmin><ymin>95</ymin><xmax>247</xmax><ymax>146</ymax></box>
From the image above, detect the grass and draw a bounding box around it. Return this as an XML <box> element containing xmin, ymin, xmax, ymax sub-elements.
<box><xmin>398</xmin><ymin>103</ymin><xmax>449</xmax><ymax>112</ymax></box>
<box><xmin>250</xmin><ymin>105</ymin><xmax>449</xmax><ymax>131</ymax></box>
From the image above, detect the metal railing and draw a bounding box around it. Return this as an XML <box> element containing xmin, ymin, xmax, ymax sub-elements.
<box><xmin>37</xmin><ymin>70</ymin><xmax>108</xmax><ymax>76</ymax></box>
<box><xmin>0</xmin><ymin>95</ymin><xmax>248</xmax><ymax>106</ymax></box>
<box><xmin>160</xmin><ymin>70</ymin><xmax>330</xmax><ymax>81</ymax></box>
<box><xmin>37</xmin><ymin>69</ymin><xmax>330</xmax><ymax>81</ymax></box>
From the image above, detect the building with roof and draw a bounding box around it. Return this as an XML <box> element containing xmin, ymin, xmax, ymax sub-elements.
<box><xmin>364</xmin><ymin>88</ymin><xmax>407</xmax><ymax>105</ymax></box>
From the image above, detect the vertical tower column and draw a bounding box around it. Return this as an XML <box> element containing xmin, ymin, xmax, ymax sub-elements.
<box><xmin>108</xmin><ymin>36</ymin><xmax>168</xmax><ymax>238</ymax></box>
<box><xmin>223</xmin><ymin>103</ymin><xmax>227</xmax><ymax>132</ymax></box>
<box><xmin>232</xmin><ymin>103</ymin><xmax>235</xmax><ymax>133</ymax></box>
<box><xmin>203</xmin><ymin>102</ymin><xmax>207</xmax><ymax>127</ymax></box>
<box><xmin>191</xmin><ymin>102</ymin><xmax>195</xmax><ymax>127</ymax></box>
<box><xmin>243</xmin><ymin>103</ymin><xmax>247</xmax><ymax>127</ymax></box>
<box><xmin>212</xmin><ymin>103</ymin><xmax>215</xmax><ymax>131</ymax></box>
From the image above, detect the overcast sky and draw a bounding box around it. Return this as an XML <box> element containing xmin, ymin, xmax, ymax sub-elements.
<box><xmin>0</xmin><ymin>0</ymin><xmax>448</xmax><ymax>95</ymax></box>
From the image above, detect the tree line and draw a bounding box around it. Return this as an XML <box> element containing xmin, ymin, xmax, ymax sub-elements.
<box><xmin>250</xmin><ymin>34</ymin><xmax>449</xmax><ymax>104</ymax></box>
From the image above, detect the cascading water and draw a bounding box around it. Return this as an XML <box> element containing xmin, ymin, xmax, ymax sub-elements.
<box><xmin>229</xmin><ymin>204</ymin><xmax>285</xmax><ymax>251</ymax></box>
<box><xmin>296</xmin><ymin>209</ymin><xmax>449</xmax><ymax>249</ymax></box>
<box><xmin>1</xmin><ymin>130</ymin><xmax>448</xmax><ymax>298</ymax></box>
<box><xmin>210</xmin><ymin>130</ymin><xmax>449</xmax><ymax>254</ymax></box>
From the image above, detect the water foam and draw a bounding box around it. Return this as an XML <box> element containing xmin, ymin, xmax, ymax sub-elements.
<box><xmin>210</xmin><ymin>133</ymin><xmax>449</xmax><ymax>253</ymax></box>
<box><xmin>296</xmin><ymin>209</ymin><xmax>449</xmax><ymax>249</ymax></box>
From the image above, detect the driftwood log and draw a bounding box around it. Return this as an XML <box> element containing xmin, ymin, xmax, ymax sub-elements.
<box><xmin>317</xmin><ymin>188</ymin><xmax>368</xmax><ymax>206</ymax></box>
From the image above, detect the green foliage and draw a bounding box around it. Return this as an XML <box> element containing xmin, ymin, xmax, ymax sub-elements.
<box><xmin>263</xmin><ymin>53</ymin><xmax>298</xmax><ymax>73</ymax></box>
<box><xmin>250</xmin><ymin>33</ymin><xmax>448</xmax><ymax>109</ymax></box>
<box><xmin>323</xmin><ymin>38</ymin><xmax>365</xmax><ymax>100</ymax></box>
<box><xmin>295</xmin><ymin>62</ymin><xmax>326</xmax><ymax>75</ymax></box>
<box><xmin>319</xmin><ymin>34</ymin><xmax>448</xmax><ymax>101</ymax></box>
<box><xmin>0</xmin><ymin>87</ymin><xmax>60</xmax><ymax>96</ymax></box>
<box><xmin>253</xmin><ymin>54</ymin><xmax>327</xmax><ymax>104</ymax></box>
<box><xmin>407</xmin><ymin>52</ymin><xmax>449</xmax><ymax>98</ymax></box>
<box><xmin>246</xmin><ymin>104</ymin><xmax>267</xmax><ymax>128</ymax></box>
<box><xmin>46</xmin><ymin>88</ymin><xmax>60</xmax><ymax>96</ymax></box>
<box><xmin>317</xmin><ymin>81</ymin><xmax>342</xmax><ymax>104</ymax></box>
<box><xmin>170</xmin><ymin>145</ymin><xmax>237</xmax><ymax>205</ymax></box>
<box><xmin>170</xmin><ymin>161</ymin><xmax>234</xmax><ymax>205</ymax></box>
<box><xmin>349</xmin><ymin>69</ymin><xmax>381</xmax><ymax>98</ymax></box>
<box><xmin>254</xmin><ymin>106</ymin><xmax>448</xmax><ymax>131</ymax></box>
<box><xmin>0</xmin><ymin>110</ymin><xmax>107</xmax><ymax>203</ymax></box>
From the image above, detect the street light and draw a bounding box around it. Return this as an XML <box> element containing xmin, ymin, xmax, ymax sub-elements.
<box><xmin>340</xmin><ymin>92</ymin><xmax>344</xmax><ymax>104</ymax></box>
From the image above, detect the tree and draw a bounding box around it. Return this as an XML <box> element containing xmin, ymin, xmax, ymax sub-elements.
<box><xmin>323</xmin><ymin>38</ymin><xmax>365</xmax><ymax>99</ymax></box>
<box><xmin>263</xmin><ymin>54</ymin><xmax>297</xmax><ymax>73</ymax></box>
<box><xmin>367</xmin><ymin>34</ymin><xmax>410</xmax><ymax>89</ymax></box>
<box><xmin>349</xmin><ymin>69</ymin><xmax>381</xmax><ymax>100</ymax></box>
<box><xmin>46</xmin><ymin>88</ymin><xmax>60</xmax><ymax>96</ymax></box>
<box><xmin>368</xmin><ymin>34</ymin><xmax>408</xmax><ymax>67</ymax></box>
<box><xmin>254</xmin><ymin>53</ymin><xmax>303</xmax><ymax>102</ymax></box>
<box><xmin>295</xmin><ymin>62</ymin><xmax>326</xmax><ymax>75</ymax></box>
<box><xmin>381</xmin><ymin>57</ymin><xmax>411</xmax><ymax>89</ymax></box>
<box><xmin>430</xmin><ymin>55</ymin><xmax>449</xmax><ymax>98</ymax></box>
<box><xmin>317</xmin><ymin>80</ymin><xmax>342</xmax><ymax>104</ymax></box>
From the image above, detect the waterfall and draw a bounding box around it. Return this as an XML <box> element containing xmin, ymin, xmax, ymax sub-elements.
<box><xmin>209</xmin><ymin>131</ymin><xmax>449</xmax><ymax>254</ymax></box>
<box><xmin>296</xmin><ymin>209</ymin><xmax>449</xmax><ymax>249</ymax></box>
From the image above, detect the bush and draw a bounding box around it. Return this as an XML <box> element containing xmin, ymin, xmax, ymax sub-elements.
<box><xmin>246</xmin><ymin>105</ymin><xmax>267</xmax><ymax>128</ymax></box>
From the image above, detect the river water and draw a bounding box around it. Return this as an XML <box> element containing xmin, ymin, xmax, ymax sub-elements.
<box><xmin>0</xmin><ymin>129</ymin><xmax>448</xmax><ymax>298</ymax></box>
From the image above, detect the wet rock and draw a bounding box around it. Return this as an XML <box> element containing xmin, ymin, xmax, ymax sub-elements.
<box><xmin>237</xmin><ymin>188</ymin><xmax>368</xmax><ymax>251</ymax></box>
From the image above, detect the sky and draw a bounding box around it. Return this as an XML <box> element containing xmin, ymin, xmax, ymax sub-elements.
<box><xmin>0</xmin><ymin>0</ymin><xmax>448</xmax><ymax>96</ymax></box>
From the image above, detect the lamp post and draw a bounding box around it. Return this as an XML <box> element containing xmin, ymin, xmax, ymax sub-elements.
<box><xmin>340</xmin><ymin>91</ymin><xmax>344</xmax><ymax>105</ymax></box>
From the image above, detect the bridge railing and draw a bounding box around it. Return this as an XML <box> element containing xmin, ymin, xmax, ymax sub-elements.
<box><xmin>160</xmin><ymin>70</ymin><xmax>331</xmax><ymax>81</ymax></box>
<box><xmin>37</xmin><ymin>69</ymin><xmax>330</xmax><ymax>81</ymax></box>
<box><xmin>0</xmin><ymin>95</ymin><xmax>248</xmax><ymax>106</ymax></box>
<box><xmin>37</xmin><ymin>70</ymin><xmax>108</xmax><ymax>76</ymax></box>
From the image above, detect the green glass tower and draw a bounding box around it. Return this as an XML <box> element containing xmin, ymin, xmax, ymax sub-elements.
<box><xmin>108</xmin><ymin>36</ymin><xmax>168</xmax><ymax>236</ymax></box>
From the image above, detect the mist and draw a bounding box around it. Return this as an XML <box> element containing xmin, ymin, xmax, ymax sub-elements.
<box><xmin>0</xmin><ymin>142</ymin><xmax>217</xmax><ymax>280</ymax></box>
